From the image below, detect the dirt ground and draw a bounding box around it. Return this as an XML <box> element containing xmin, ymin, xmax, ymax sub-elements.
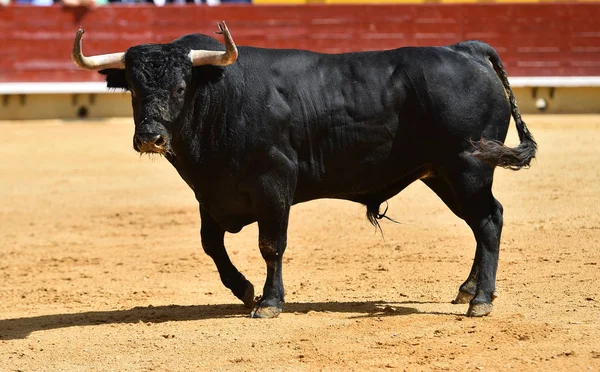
<box><xmin>0</xmin><ymin>115</ymin><xmax>598</xmax><ymax>371</ymax></box>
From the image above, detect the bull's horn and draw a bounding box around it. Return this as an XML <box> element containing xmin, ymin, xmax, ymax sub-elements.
<box><xmin>189</xmin><ymin>21</ymin><xmax>238</xmax><ymax>67</ymax></box>
<box><xmin>72</xmin><ymin>28</ymin><xmax>125</xmax><ymax>70</ymax></box>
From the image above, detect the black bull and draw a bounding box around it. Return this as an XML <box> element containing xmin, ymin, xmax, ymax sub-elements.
<box><xmin>72</xmin><ymin>22</ymin><xmax>536</xmax><ymax>318</ymax></box>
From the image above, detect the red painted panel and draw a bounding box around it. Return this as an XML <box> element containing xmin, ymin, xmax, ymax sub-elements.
<box><xmin>1</xmin><ymin>3</ymin><xmax>599</xmax><ymax>83</ymax></box>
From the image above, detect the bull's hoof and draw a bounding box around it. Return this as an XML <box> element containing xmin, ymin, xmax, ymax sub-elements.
<box><xmin>466</xmin><ymin>302</ymin><xmax>493</xmax><ymax>317</ymax></box>
<box><xmin>453</xmin><ymin>291</ymin><xmax>498</xmax><ymax>305</ymax></box>
<box><xmin>250</xmin><ymin>306</ymin><xmax>282</xmax><ymax>319</ymax></box>
<box><xmin>452</xmin><ymin>291</ymin><xmax>474</xmax><ymax>304</ymax></box>
<box><xmin>241</xmin><ymin>283</ymin><xmax>256</xmax><ymax>309</ymax></box>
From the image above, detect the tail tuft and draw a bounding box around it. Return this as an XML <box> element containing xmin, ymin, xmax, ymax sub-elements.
<box><xmin>471</xmin><ymin>138</ymin><xmax>537</xmax><ymax>170</ymax></box>
<box><xmin>366</xmin><ymin>201</ymin><xmax>399</xmax><ymax>235</ymax></box>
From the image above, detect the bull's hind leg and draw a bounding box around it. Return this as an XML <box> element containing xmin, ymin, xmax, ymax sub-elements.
<box><xmin>423</xmin><ymin>157</ymin><xmax>503</xmax><ymax>317</ymax></box>
<box><xmin>422</xmin><ymin>177</ymin><xmax>478</xmax><ymax>303</ymax></box>
<box><xmin>463</xmin><ymin>196</ymin><xmax>503</xmax><ymax>317</ymax></box>
<box><xmin>200</xmin><ymin>207</ymin><xmax>255</xmax><ymax>308</ymax></box>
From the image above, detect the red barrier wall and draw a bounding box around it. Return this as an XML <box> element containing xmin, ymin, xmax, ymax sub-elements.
<box><xmin>1</xmin><ymin>4</ymin><xmax>599</xmax><ymax>83</ymax></box>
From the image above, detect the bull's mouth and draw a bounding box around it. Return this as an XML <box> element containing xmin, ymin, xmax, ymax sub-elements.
<box><xmin>137</xmin><ymin>142</ymin><xmax>166</xmax><ymax>155</ymax></box>
<box><xmin>134</xmin><ymin>141</ymin><xmax>173</xmax><ymax>156</ymax></box>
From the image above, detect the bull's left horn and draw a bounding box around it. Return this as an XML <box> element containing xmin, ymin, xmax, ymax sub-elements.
<box><xmin>72</xmin><ymin>28</ymin><xmax>126</xmax><ymax>70</ymax></box>
<box><xmin>189</xmin><ymin>21</ymin><xmax>238</xmax><ymax>67</ymax></box>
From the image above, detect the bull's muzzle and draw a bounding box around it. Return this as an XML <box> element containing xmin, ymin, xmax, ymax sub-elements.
<box><xmin>134</xmin><ymin>133</ymin><xmax>167</xmax><ymax>154</ymax></box>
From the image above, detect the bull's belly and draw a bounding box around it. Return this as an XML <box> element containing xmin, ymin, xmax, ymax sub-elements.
<box><xmin>293</xmin><ymin>161</ymin><xmax>434</xmax><ymax>204</ymax></box>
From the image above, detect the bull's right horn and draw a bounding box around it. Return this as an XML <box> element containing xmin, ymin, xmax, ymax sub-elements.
<box><xmin>72</xmin><ymin>28</ymin><xmax>126</xmax><ymax>70</ymax></box>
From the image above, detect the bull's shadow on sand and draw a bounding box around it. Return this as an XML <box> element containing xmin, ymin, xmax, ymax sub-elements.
<box><xmin>0</xmin><ymin>300</ymin><xmax>457</xmax><ymax>340</ymax></box>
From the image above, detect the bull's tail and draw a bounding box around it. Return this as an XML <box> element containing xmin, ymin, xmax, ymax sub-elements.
<box><xmin>471</xmin><ymin>42</ymin><xmax>537</xmax><ymax>170</ymax></box>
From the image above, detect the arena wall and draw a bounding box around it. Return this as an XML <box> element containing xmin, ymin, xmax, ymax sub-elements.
<box><xmin>1</xmin><ymin>4</ymin><xmax>599</xmax><ymax>119</ymax></box>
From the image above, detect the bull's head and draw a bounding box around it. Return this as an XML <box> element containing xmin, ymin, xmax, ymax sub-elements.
<box><xmin>72</xmin><ymin>22</ymin><xmax>237</xmax><ymax>156</ymax></box>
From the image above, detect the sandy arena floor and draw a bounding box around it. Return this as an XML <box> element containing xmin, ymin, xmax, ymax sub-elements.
<box><xmin>0</xmin><ymin>115</ymin><xmax>599</xmax><ymax>371</ymax></box>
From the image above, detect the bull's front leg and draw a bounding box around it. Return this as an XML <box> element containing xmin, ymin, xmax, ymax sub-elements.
<box><xmin>249</xmin><ymin>174</ymin><xmax>295</xmax><ymax>319</ymax></box>
<box><xmin>251</xmin><ymin>225</ymin><xmax>289</xmax><ymax>319</ymax></box>
<box><xmin>250</xmin><ymin>205</ymin><xmax>291</xmax><ymax>319</ymax></box>
<box><xmin>200</xmin><ymin>206</ymin><xmax>255</xmax><ymax>308</ymax></box>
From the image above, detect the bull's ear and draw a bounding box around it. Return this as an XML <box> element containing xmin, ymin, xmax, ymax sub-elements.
<box><xmin>99</xmin><ymin>69</ymin><xmax>128</xmax><ymax>90</ymax></box>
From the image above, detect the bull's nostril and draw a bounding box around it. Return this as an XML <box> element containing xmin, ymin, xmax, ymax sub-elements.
<box><xmin>134</xmin><ymin>133</ymin><xmax>166</xmax><ymax>152</ymax></box>
<box><xmin>153</xmin><ymin>135</ymin><xmax>166</xmax><ymax>146</ymax></box>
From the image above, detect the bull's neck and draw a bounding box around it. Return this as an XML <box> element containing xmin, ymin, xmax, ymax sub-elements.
<box><xmin>170</xmin><ymin>80</ymin><xmax>230</xmax><ymax>166</ymax></box>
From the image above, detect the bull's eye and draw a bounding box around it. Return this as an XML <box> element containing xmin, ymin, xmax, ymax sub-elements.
<box><xmin>176</xmin><ymin>86</ymin><xmax>185</xmax><ymax>96</ymax></box>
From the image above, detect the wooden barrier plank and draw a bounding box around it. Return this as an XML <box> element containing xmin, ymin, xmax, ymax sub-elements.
<box><xmin>0</xmin><ymin>3</ymin><xmax>599</xmax><ymax>83</ymax></box>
